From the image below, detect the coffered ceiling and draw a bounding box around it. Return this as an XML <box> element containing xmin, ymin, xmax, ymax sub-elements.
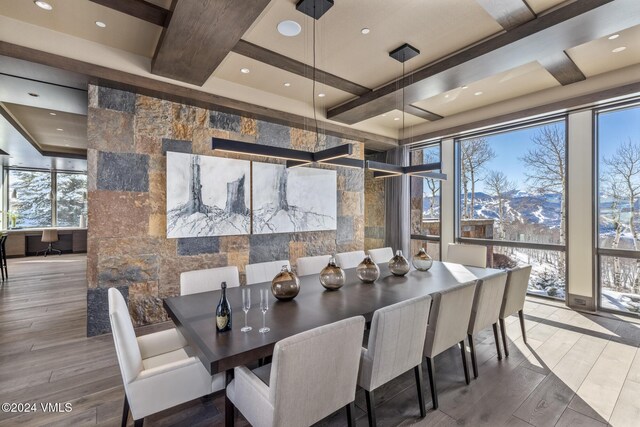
<box><xmin>0</xmin><ymin>0</ymin><xmax>639</xmax><ymax>148</ymax></box>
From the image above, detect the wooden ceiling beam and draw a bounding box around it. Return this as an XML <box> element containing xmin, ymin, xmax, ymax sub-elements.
<box><xmin>404</xmin><ymin>105</ymin><xmax>443</xmax><ymax>122</ymax></box>
<box><xmin>151</xmin><ymin>0</ymin><xmax>272</xmax><ymax>86</ymax></box>
<box><xmin>539</xmin><ymin>51</ymin><xmax>586</xmax><ymax>86</ymax></box>
<box><xmin>327</xmin><ymin>0</ymin><xmax>638</xmax><ymax>125</ymax></box>
<box><xmin>475</xmin><ymin>0</ymin><xmax>536</xmax><ymax>30</ymax></box>
<box><xmin>88</xmin><ymin>0</ymin><xmax>170</xmax><ymax>27</ymax></box>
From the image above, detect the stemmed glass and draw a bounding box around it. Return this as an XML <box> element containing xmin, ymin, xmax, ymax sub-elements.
<box><xmin>241</xmin><ymin>288</ymin><xmax>252</xmax><ymax>332</ymax></box>
<box><xmin>259</xmin><ymin>288</ymin><xmax>270</xmax><ymax>334</ymax></box>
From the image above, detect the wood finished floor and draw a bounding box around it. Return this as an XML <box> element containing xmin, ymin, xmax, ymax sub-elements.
<box><xmin>1</xmin><ymin>254</ymin><xmax>640</xmax><ymax>426</ymax></box>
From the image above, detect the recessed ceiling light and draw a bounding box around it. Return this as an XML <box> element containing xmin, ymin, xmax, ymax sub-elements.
<box><xmin>394</xmin><ymin>117</ymin><xmax>400</xmax><ymax>121</ymax></box>
<box><xmin>608</xmin><ymin>34</ymin><xmax>620</xmax><ymax>40</ymax></box>
<box><xmin>95</xmin><ymin>21</ymin><xmax>106</xmax><ymax>28</ymax></box>
<box><xmin>34</xmin><ymin>1</ymin><xmax>53</xmax><ymax>10</ymax></box>
<box><xmin>361</xmin><ymin>28</ymin><xmax>370</xmax><ymax>35</ymax></box>
<box><xmin>28</xmin><ymin>92</ymin><xmax>39</xmax><ymax>97</ymax></box>
<box><xmin>64</xmin><ymin>144</ymin><xmax>70</xmax><ymax>147</ymax></box>
<box><xmin>382</xmin><ymin>114</ymin><xmax>387</xmax><ymax>117</ymax></box>
<box><xmin>474</xmin><ymin>91</ymin><xmax>483</xmax><ymax>96</ymax></box>
<box><xmin>56</xmin><ymin>128</ymin><xmax>64</xmax><ymax>131</ymax></box>
<box><xmin>461</xmin><ymin>86</ymin><xmax>469</xmax><ymax>90</ymax></box>
<box><xmin>444</xmin><ymin>94</ymin><xmax>450</xmax><ymax>99</ymax></box>
<box><xmin>612</xmin><ymin>46</ymin><xmax>626</xmax><ymax>53</ymax></box>
<box><xmin>277</xmin><ymin>20</ymin><xmax>301</xmax><ymax>37</ymax></box>
<box><xmin>283</xmin><ymin>82</ymin><xmax>291</xmax><ymax>87</ymax></box>
<box><xmin>240</xmin><ymin>68</ymin><xmax>250</xmax><ymax>74</ymax></box>
<box><xmin>49</xmin><ymin>112</ymin><xmax>56</xmax><ymax>116</ymax></box>
<box><xmin>318</xmin><ymin>93</ymin><xmax>326</xmax><ymax>98</ymax></box>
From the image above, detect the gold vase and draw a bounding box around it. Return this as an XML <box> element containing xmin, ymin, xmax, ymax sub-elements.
<box><xmin>412</xmin><ymin>247</ymin><xmax>433</xmax><ymax>271</ymax></box>
<box><xmin>320</xmin><ymin>256</ymin><xmax>345</xmax><ymax>290</ymax></box>
<box><xmin>389</xmin><ymin>250</ymin><xmax>410</xmax><ymax>276</ymax></box>
<box><xmin>356</xmin><ymin>255</ymin><xmax>380</xmax><ymax>283</ymax></box>
<box><xmin>271</xmin><ymin>265</ymin><xmax>300</xmax><ymax>301</ymax></box>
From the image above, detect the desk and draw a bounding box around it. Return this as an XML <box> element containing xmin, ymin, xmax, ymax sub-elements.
<box><xmin>2</xmin><ymin>228</ymin><xmax>87</xmax><ymax>257</ymax></box>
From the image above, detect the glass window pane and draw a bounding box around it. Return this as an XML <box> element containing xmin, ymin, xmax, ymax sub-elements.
<box><xmin>458</xmin><ymin>121</ymin><xmax>566</xmax><ymax>245</ymax></box>
<box><xmin>600</xmin><ymin>255</ymin><xmax>640</xmax><ymax>313</ymax></box>
<box><xmin>8</xmin><ymin>170</ymin><xmax>52</xmax><ymax>228</ymax></box>
<box><xmin>411</xmin><ymin>145</ymin><xmax>441</xmax><ymax>237</ymax></box>
<box><xmin>57</xmin><ymin>173</ymin><xmax>87</xmax><ymax>227</ymax></box>
<box><xmin>410</xmin><ymin>239</ymin><xmax>440</xmax><ymax>261</ymax></box>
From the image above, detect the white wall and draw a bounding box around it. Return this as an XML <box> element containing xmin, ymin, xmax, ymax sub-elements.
<box><xmin>440</xmin><ymin>138</ymin><xmax>455</xmax><ymax>260</ymax></box>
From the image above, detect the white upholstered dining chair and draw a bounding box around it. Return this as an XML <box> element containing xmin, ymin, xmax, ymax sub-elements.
<box><xmin>296</xmin><ymin>254</ymin><xmax>332</xmax><ymax>276</ymax></box>
<box><xmin>423</xmin><ymin>281</ymin><xmax>477</xmax><ymax>409</ymax></box>
<box><xmin>359</xmin><ymin>295</ymin><xmax>432</xmax><ymax>426</ymax></box>
<box><xmin>245</xmin><ymin>260</ymin><xmax>291</xmax><ymax>285</ymax></box>
<box><xmin>108</xmin><ymin>288</ymin><xmax>224</xmax><ymax>427</ymax></box>
<box><xmin>446</xmin><ymin>243</ymin><xmax>487</xmax><ymax>268</ymax></box>
<box><xmin>499</xmin><ymin>265</ymin><xmax>532</xmax><ymax>356</ymax></box>
<box><xmin>367</xmin><ymin>247</ymin><xmax>394</xmax><ymax>264</ymax></box>
<box><xmin>335</xmin><ymin>250</ymin><xmax>366</xmax><ymax>269</ymax></box>
<box><xmin>226</xmin><ymin>316</ymin><xmax>366</xmax><ymax>427</ymax></box>
<box><xmin>180</xmin><ymin>266</ymin><xmax>240</xmax><ymax>295</ymax></box>
<box><xmin>467</xmin><ymin>273</ymin><xmax>508</xmax><ymax>378</ymax></box>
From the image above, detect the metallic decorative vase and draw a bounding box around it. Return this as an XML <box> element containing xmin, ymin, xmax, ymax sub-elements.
<box><xmin>389</xmin><ymin>250</ymin><xmax>410</xmax><ymax>276</ymax></box>
<box><xmin>412</xmin><ymin>247</ymin><xmax>433</xmax><ymax>271</ymax></box>
<box><xmin>320</xmin><ymin>256</ymin><xmax>345</xmax><ymax>290</ymax></box>
<box><xmin>356</xmin><ymin>255</ymin><xmax>380</xmax><ymax>283</ymax></box>
<box><xmin>271</xmin><ymin>265</ymin><xmax>300</xmax><ymax>301</ymax></box>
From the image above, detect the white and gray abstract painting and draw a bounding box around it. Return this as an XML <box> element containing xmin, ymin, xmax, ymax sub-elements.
<box><xmin>166</xmin><ymin>152</ymin><xmax>251</xmax><ymax>237</ymax></box>
<box><xmin>253</xmin><ymin>163</ymin><xmax>337</xmax><ymax>234</ymax></box>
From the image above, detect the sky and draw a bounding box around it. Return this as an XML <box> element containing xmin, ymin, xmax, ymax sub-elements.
<box><xmin>597</xmin><ymin>105</ymin><xmax>640</xmax><ymax>161</ymax></box>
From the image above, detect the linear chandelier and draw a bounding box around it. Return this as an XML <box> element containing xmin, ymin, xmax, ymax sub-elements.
<box><xmin>366</xmin><ymin>160</ymin><xmax>447</xmax><ymax>180</ymax></box>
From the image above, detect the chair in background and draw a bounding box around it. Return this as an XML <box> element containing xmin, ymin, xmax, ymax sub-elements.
<box><xmin>108</xmin><ymin>288</ymin><xmax>224</xmax><ymax>427</ymax></box>
<box><xmin>180</xmin><ymin>266</ymin><xmax>240</xmax><ymax>296</ymax></box>
<box><xmin>499</xmin><ymin>265</ymin><xmax>533</xmax><ymax>356</ymax></box>
<box><xmin>446</xmin><ymin>243</ymin><xmax>487</xmax><ymax>268</ymax></box>
<box><xmin>423</xmin><ymin>281</ymin><xmax>477</xmax><ymax>409</ymax></box>
<box><xmin>0</xmin><ymin>234</ymin><xmax>8</xmax><ymax>280</ymax></box>
<box><xmin>367</xmin><ymin>247</ymin><xmax>394</xmax><ymax>265</ymax></box>
<box><xmin>226</xmin><ymin>316</ymin><xmax>365</xmax><ymax>427</ymax></box>
<box><xmin>245</xmin><ymin>260</ymin><xmax>291</xmax><ymax>285</ymax></box>
<box><xmin>38</xmin><ymin>229</ymin><xmax>61</xmax><ymax>257</ymax></box>
<box><xmin>467</xmin><ymin>273</ymin><xmax>508</xmax><ymax>378</ymax></box>
<box><xmin>296</xmin><ymin>254</ymin><xmax>332</xmax><ymax>276</ymax></box>
<box><xmin>358</xmin><ymin>295</ymin><xmax>432</xmax><ymax>426</ymax></box>
<box><xmin>335</xmin><ymin>250</ymin><xmax>366</xmax><ymax>269</ymax></box>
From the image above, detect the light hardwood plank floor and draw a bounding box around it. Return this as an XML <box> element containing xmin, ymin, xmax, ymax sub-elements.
<box><xmin>1</xmin><ymin>254</ymin><xmax>639</xmax><ymax>426</ymax></box>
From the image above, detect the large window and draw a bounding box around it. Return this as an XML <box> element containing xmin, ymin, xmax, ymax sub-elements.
<box><xmin>6</xmin><ymin>169</ymin><xmax>86</xmax><ymax>229</ymax></box>
<box><xmin>410</xmin><ymin>143</ymin><xmax>441</xmax><ymax>260</ymax></box>
<box><xmin>456</xmin><ymin>119</ymin><xmax>567</xmax><ymax>299</ymax></box>
<box><xmin>597</xmin><ymin>103</ymin><xmax>640</xmax><ymax>315</ymax></box>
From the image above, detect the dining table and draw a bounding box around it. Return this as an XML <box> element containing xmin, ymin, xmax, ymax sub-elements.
<box><xmin>163</xmin><ymin>260</ymin><xmax>505</xmax><ymax>426</ymax></box>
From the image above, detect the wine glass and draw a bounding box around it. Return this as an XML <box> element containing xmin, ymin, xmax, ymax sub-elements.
<box><xmin>241</xmin><ymin>288</ymin><xmax>252</xmax><ymax>332</ymax></box>
<box><xmin>259</xmin><ymin>288</ymin><xmax>270</xmax><ymax>334</ymax></box>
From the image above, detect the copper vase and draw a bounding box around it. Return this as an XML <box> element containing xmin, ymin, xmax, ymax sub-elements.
<box><xmin>356</xmin><ymin>255</ymin><xmax>380</xmax><ymax>283</ymax></box>
<box><xmin>271</xmin><ymin>265</ymin><xmax>300</xmax><ymax>301</ymax></box>
<box><xmin>319</xmin><ymin>256</ymin><xmax>345</xmax><ymax>290</ymax></box>
<box><xmin>389</xmin><ymin>250</ymin><xmax>410</xmax><ymax>276</ymax></box>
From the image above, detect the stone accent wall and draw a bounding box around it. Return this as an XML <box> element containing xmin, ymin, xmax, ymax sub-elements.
<box><xmin>364</xmin><ymin>152</ymin><xmax>386</xmax><ymax>251</ymax></box>
<box><xmin>86</xmin><ymin>85</ymin><xmax>365</xmax><ymax>336</ymax></box>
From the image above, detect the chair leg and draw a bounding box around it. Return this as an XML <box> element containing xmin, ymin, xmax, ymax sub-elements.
<box><xmin>133</xmin><ymin>419</ymin><xmax>143</xmax><ymax>427</ymax></box>
<box><xmin>365</xmin><ymin>389</ymin><xmax>376</xmax><ymax>427</ymax></box>
<box><xmin>460</xmin><ymin>341</ymin><xmax>470</xmax><ymax>385</ymax></box>
<box><xmin>518</xmin><ymin>310</ymin><xmax>527</xmax><ymax>343</ymax></box>
<box><xmin>499</xmin><ymin>318</ymin><xmax>509</xmax><ymax>357</ymax></box>
<box><xmin>414</xmin><ymin>364</ymin><xmax>426</xmax><ymax>418</ymax></box>
<box><xmin>225</xmin><ymin>369</ymin><xmax>235</xmax><ymax>427</ymax></box>
<box><xmin>346</xmin><ymin>401</ymin><xmax>356</xmax><ymax>427</ymax></box>
<box><xmin>121</xmin><ymin>395</ymin><xmax>129</xmax><ymax>427</ymax></box>
<box><xmin>492</xmin><ymin>323</ymin><xmax>503</xmax><ymax>360</ymax></box>
<box><xmin>468</xmin><ymin>334</ymin><xmax>478</xmax><ymax>379</ymax></box>
<box><xmin>425</xmin><ymin>357</ymin><xmax>438</xmax><ymax>410</ymax></box>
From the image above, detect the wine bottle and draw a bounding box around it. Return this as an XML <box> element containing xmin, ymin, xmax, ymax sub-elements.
<box><xmin>216</xmin><ymin>282</ymin><xmax>232</xmax><ymax>332</ymax></box>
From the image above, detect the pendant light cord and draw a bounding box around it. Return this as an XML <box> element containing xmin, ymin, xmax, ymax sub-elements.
<box><xmin>402</xmin><ymin>60</ymin><xmax>405</xmax><ymax>142</ymax></box>
<box><xmin>312</xmin><ymin>16</ymin><xmax>319</xmax><ymax>147</ymax></box>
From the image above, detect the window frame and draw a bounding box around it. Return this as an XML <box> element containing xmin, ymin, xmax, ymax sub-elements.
<box><xmin>594</xmin><ymin>99</ymin><xmax>640</xmax><ymax>317</ymax></box>
<box><xmin>4</xmin><ymin>167</ymin><xmax>87</xmax><ymax>229</ymax></box>
<box><xmin>453</xmin><ymin>116</ymin><xmax>569</xmax><ymax>302</ymax></box>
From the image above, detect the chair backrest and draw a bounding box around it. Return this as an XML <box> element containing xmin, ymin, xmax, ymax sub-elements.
<box><xmin>500</xmin><ymin>265</ymin><xmax>532</xmax><ymax>318</ymax></box>
<box><xmin>269</xmin><ymin>316</ymin><xmax>365</xmax><ymax>426</ymax></box>
<box><xmin>42</xmin><ymin>229</ymin><xmax>59</xmax><ymax>243</ymax></box>
<box><xmin>468</xmin><ymin>273</ymin><xmax>508</xmax><ymax>335</ymax></box>
<box><xmin>246</xmin><ymin>260</ymin><xmax>290</xmax><ymax>285</ymax></box>
<box><xmin>424</xmin><ymin>281</ymin><xmax>477</xmax><ymax>358</ymax></box>
<box><xmin>108</xmin><ymin>288</ymin><xmax>143</xmax><ymax>386</ymax></box>
<box><xmin>180</xmin><ymin>266</ymin><xmax>240</xmax><ymax>296</ymax></box>
<box><xmin>361</xmin><ymin>295</ymin><xmax>432</xmax><ymax>390</ymax></box>
<box><xmin>367</xmin><ymin>247</ymin><xmax>394</xmax><ymax>264</ymax></box>
<box><xmin>447</xmin><ymin>243</ymin><xmax>487</xmax><ymax>268</ymax></box>
<box><xmin>335</xmin><ymin>250</ymin><xmax>366</xmax><ymax>269</ymax></box>
<box><xmin>296</xmin><ymin>255</ymin><xmax>332</xmax><ymax>276</ymax></box>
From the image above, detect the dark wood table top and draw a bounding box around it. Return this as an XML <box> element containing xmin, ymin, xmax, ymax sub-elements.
<box><xmin>163</xmin><ymin>261</ymin><xmax>505</xmax><ymax>374</ymax></box>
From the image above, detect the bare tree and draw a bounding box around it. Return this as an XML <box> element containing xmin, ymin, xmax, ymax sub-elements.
<box><xmin>521</xmin><ymin>124</ymin><xmax>566</xmax><ymax>244</ymax></box>
<box><xmin>601</xmin><ymin>176</ymin><xmax>625</xmax><ymax>289</ymax></box>
<box><xmin>486</xmin><ymin>170</ymin><xmax>515</xmax><ymax>239</ymax></box>
<box><xmin>423</xmin><ymin>150</ymin><xmax>440</xmax><ymax>218</ymax></box>
<box><xmin>460</xmin><ymin>138</ymin><xmax>495</xmax><ymax>218</ymax></box>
